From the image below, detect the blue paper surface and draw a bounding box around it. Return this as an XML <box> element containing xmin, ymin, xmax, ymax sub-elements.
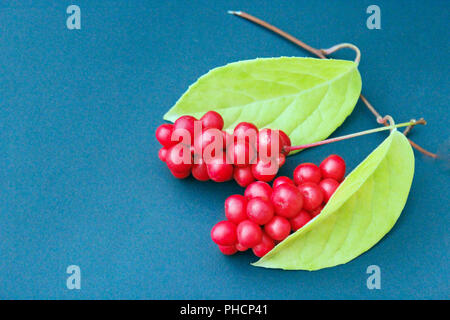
<box><xmin>0</xmin><ymin>0</ymin><xmax>448</xmax><ymax>299</ymax></box>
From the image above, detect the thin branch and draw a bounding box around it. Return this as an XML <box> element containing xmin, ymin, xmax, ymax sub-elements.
<box><xmin>228</xmin><ymin>10</ymin><xmax>438</xmax><ymax>158</ymax></box>
<box><xmin>228</xmin><ymin>11</ymin><xmax>326</xmax><ymax>59</ymax></box>
<box><xmin>359</xmin><ymin>94</ymin><xmax>383</xmax><ymax>120</ymax></box>
<box><xmin>403</xmin><ymin>118</ymin><xmax>424</xmax><ymax>136</ymax></box>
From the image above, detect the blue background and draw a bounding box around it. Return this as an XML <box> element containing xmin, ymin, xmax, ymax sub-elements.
<box><xmin>0</xmin><ymin>1</ymin><xmax>448</xmax><ymax>299</ymax></box>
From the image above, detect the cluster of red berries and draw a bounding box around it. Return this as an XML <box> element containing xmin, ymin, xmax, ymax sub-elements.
<box><xmin>155</xmin><ymin>111</ymin><xmax>291</xmax><ymax>186</ymax></box>
<box><xmin>210</xmin><ymin>155</ymin><xmax>346</xmax><ymax>257</ymax></box>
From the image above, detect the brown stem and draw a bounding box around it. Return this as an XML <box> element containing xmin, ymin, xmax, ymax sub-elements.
<box><xmin>403</xmin><ymin>118</ymin><xmax>424</xmax><ymax>136</ymax></box>
<box><xmin>227</xmin><ymin>11</ymin><xmax>326</xmax><ymax>59</ymax></box>
<box><xmin>228</xmin><ymin>10</ymin><xmax>438</xmax><ymax>158</ymax></box>
<box><xmin>407</xmin><ymin>139</ymin><xmax>438</xmax><ymax>158</ymax></box>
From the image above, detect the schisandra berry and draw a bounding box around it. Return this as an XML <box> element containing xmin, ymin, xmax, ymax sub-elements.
<box><xmin>225</xmin><ymin>195</ymin><xmax>248</xmax><ymax>224</ymax></box>
<box><xmin>218</xmin><ymin>245</ymin><xmax>237</xmax><ymax>255</ymax></box>
<box><xmin>206</xmin><ymin>153</ymin><xmax>234</xmax><ymax>182</ymax></box>
<box><xmin>246</xmin><ymin>197</ymin><xmax>274</xmax><ymax>225</ymax></box>
<box><xmin>191</xmin><ymin>157</ymin><xmax>209</xmax><ymax>181</ymax></box>
<box><xmin>293</xmin><ymin>163</ymin><xmax>322</xmax><ymax>185</ymax></box>
<box><xmin>170</xmin><ymin>169</ymin><xmax>190</xmax><ymax>179</ymax></box>
<box><xmin>251</xmin><ymin>158</ymin><xmax>278</xmax><ymax>182</ymax></box>
<box><xmin>309</xmin><ymin>204</ymin><xmax>324</xmax><ymax>217</ymax></box>
<box><xmin>226</xmin><ymin>141</ymin><xmax>256</xmax><ymax>167</ymax></box>
<box><xmin>252</xmin><ymin>232</ymin><xmax>275</xmax><ymax>257</ymax></box>
<box><xmin>289</xmin><ymin>210</ymin><xmax>312</xmax><ymax>231</ymax></box>
<box><xmin>237</xmin><ymin>220</ymin><xmax>263</xmax><ymax>248</ymax></box>
<box><xmin>173</xmin><ymin>115</ymin><xmax>197</xmax><ymax>144</ymax></box>
<box><xmin>271</xmin><ymin>184</ymin><xmax>304</xmax><ymax>218</ymax></box>
<box><xmin>277</xmin><ymin>154</ymin><xmax>286</xmax><ymax>167</ymax></box>
<box><xmin>264</xmin><ymin>216</ymin><xmax>291</xmax><ymax>241</ymax></box>
<box><xmin>278</xmin><ymin>130</ymin><xmax>291</xmax><ymax>156</ymax></box>
<box><xmin>320</xmin><ymin>155</ymin><xmax>346</xmax><ymax>182</ymax></box>
<box><xmin>158</xmin><ymin>147</ymin><xmax>168</xmax><ymax>162</ymax></box>
<box><xmin>233</xmin><ymin>122</ymin><xmax>258</xmax><ymax>141</ymax></box>
<box><xmin>319</xmin><ymin>178</ymin><xmax>340</xmax><ymax>202</ymax></box>
<box><xmin>233</xmin><ymin>166</ymin><xmax>255</xmax><ymax>187</ymax></box>
<box><xmin>297</xmin><ymin>182</ymin><xmax>324</xmax><ymax>211</ymax></box>
<box><xmin>155</xmin><ymin>123</ymin><xmax>176</xmax><ymax>147</ymax></box>
<box><xmin>235</xmin><ymin>243</ymin><xmax>248</xmax><ymax>252</ymax></box>
<box><xmin>244</xmin><ymin>181</ymin><xmax>272</xmax><ymax>200</ymax></box>
<box><xmin>211</xmin><ymin>221</ymin><xmax>237</xmax><ymax>246</ymax></box>
<box><xmin>272</xmin><ymin>176</ymin><xmax>294</xmax><ymax>188</ymax></box>
<box><xmin>194</xmin><ymin>128</ymin><xmax>226</xmax><ymax>154</ymax></box>
<box><xmin>223</xmin><ymin>130</ymin><xmax>233</xmax><ymax>145</ymax></box>
<box><xmin>200</xmin><ymin>111</ymin><xmax>224</xmax><ymax>130</ymax></box>
<box><xmin>258</xmin><ymin>128</ymin><xmax>283</xmax><ymax>157</ymax></box>
<box><xmin>165</xmin><ymin>144</ymin><xmax>192</xmax><ymax>174</ymax></box>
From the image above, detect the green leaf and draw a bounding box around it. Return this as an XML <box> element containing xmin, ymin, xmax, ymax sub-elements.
<box><xmin>253</xmin><ymin>130</ymin><xmax>414</xmax><ymax>270</ymax></box>
<box><xmin>164</xmin><ymin>57</ymin><xmax>361</xmax><ymax>151</ymax></box>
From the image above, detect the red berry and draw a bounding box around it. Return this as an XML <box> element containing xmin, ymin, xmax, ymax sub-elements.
<box><xmin>173</xmin><ymin>115</ymin><xmax>197</xmax><ymax>144</ymax></box>
<box><xmin>277</xmin><ymin>153</ymin><xmax>286</xmax><ymax>167</ymax></box>
<box><xmin>252</xmin><ymin>232</ymin><xmax>275</xmax><ymax>257</ymax></box>
<box><xmin>218</xmin><ymin>245</ymin><xmax>237</xmax><ymax>255</ymax></box>
<box><xmin>251</xmin><ymin>158</ymin><xmax>278</xmax><ymax>182</ymax></box>
<box><xmin>194</xmin><ymin>128</ymin><xmax>225</xmax><ymax>155</ymax></box>
<box><xmin>297</xmin><ymin>182</ymin><xmax>324</xmax><ymax>211</ymax></box>
<box><xmin>223</xmin><ymin>130</ymin><xmax>233</xmax><ymax>146</ymax></box>
<box><xmin>319</xmin><ymin>155</ymin><xmax>346</xmax><ymax>182</ymax></box>
<box><xmin>200</xmin><ymin>111</ymin><xmax>224</xmax><ymax>130</ymax></box>
<box><xmin>244</xmin><ymin>181</ymin><xmax>272</xmax><ymax>200</ymax></box>
<box><xmin>158</xmin><ymin>147</ymin><xmax>168</xmax><ymax>162</ymax></box>
<box><xmin>264</xmin><ymin>216</ymin><xmax>291</xmax><ymax>241</ymax></box>
<box><xmin>289</xmin><ymin>210</ymin><xmax>312</xmax><ymax>231</ymax></box>
<box><xmin>233</xmin><ymin>122</ymin><xmax>258</xmax><ymax>141</ymax></box>
<box><xmin>319</xmin><ymin>178</ymin><xmax>340</xmax><ymax>202</ymax></box>
<box><xmin>226</xmin><ymin>141</ymin><xmax>256</xmax><ymax>167</ymax></box>
<box><xmin>235</xmin><ymin>243</ymin><xmax>248</xmax><ymax>252</ymax></box>
<box><xmin>246</xmin><ymin>197</ymin><xmax>274</xmax><ymax>225</ymax></box>
<box><xmin>165</xmin><ymin>144</ymin><xmax>192</xmax><ymax>174</ymax></box>
<box><xmin>191</xmin><ymin>157</ymin><xmax>209</xmax><ymax>181</ymax></box>
<box><xmin>272</xmin><ymin>176</ymin><xmax>294</xmax><ymax>188</ymax></box>
<box><xmin>170</xmin><ymin>169</ymin><xmax>190</xmax><ymax>179</ymax></box>
<box><xmin>233</xmin><ymin>166</ymin><xmax>255</xmax><ymax>187</ymax></box>
<box><xmin>271</xmin><ymin>184</ymin><xmax>304</xmax><ymax>218</ymax></box>
<box><xmin>225</xmin><ymin>195</ymin><xmax>248</xmax><ymax>224</ymax></box>
<box><xmin>293</xmin><ymin>163</ymin><xmax>322</xmax><ymax>185</ymax></box>
<box><xmin>211</xmin><ymin>221</ymin><xmax>237</xmax><ymax>246</ymax></box>
<box><xmin>174</xmin><ymin>115</ymin><xmax>196</xmax><ymax>132</ymax></box>
<box><xmin>206</xmin><ymin>153</ymin><xmax>234</xmax><ymax>182</ymax></box>
<box><xmin>155</xmin><ymin>123</ymin><xmax>176</xmax><ymax>147</ymax></box>
<box><xmin>258</xmin><ymin>128</ymin><xmax>282</xmax><ymax>157</ymax></box>
<box><xmin>237</xmin><ymin>220</ymin><xmax>263</xmax><ymax>248</ymax></box>
<box><xmin>278</xmin><ymin>130</ymin><xmax>291</xmax><ymax>156</ymax></box>
<box><xmin>309</xmin><ymin>204</ymin><xmax>324</xmax><ymax>217</ymax></box>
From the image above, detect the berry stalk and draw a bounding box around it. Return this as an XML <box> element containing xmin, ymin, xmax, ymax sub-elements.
<box><xmin>287</xmin><ymin>119</ymin><xmax>426</xmax><ymax>152</ymax></box>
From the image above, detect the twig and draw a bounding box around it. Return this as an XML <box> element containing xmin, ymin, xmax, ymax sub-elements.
<box><xmin>228</xmin><ymin>10</ymin><xmax>438</xmax><ymax>158</ymax></box>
